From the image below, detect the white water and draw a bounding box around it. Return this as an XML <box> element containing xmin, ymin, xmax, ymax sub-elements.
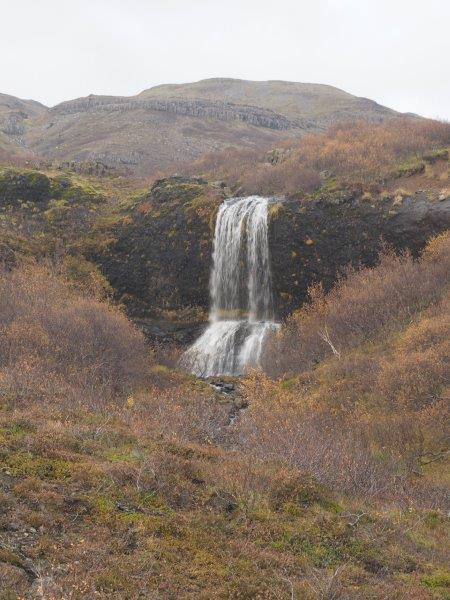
<box><xmin>181</xmin><ymin>196</ymin><xmax>279</xmax><ymax>377</ymax></box>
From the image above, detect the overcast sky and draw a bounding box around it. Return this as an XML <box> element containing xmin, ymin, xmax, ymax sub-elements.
<box><xmin>1</xmin><ymin>0</ymin><xmax>449</xmax><ymax>119</ymax></box>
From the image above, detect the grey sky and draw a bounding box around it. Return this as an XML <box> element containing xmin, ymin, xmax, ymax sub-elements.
<box><xmin>1</xmin><ymin>0</ymin><xmax>449</xmax><ymax>119</ymax></box>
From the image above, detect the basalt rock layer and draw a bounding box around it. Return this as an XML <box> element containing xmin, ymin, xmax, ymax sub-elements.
<box><xmin>269</xmin><ymin>191</ymin><xmax>450</xmax><ymax>316</ymax></box>
<box><xmin>96</xmin><ymin>178</ymin><xmax>450</xmax><ymax>322</ymax></box>
<box><xmin>95</xmin><ymin>178</ymin><xmax>222</xmax><ymax>316</ymax></box>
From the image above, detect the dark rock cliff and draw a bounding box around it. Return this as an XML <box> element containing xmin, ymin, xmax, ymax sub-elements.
<box><xmin>96</xmin><ymin>178</ymin><xmax>221</xmax><ymax>317</ymax></box>
<box><xmin>269</xmin><ymin>191</ymin><xmax>450</xmax><ymax>316</ymax></box>
<box><xmin>97</xmin><ymin>178</ymin><xmax>450</xmax><ymax>323</ymax></box>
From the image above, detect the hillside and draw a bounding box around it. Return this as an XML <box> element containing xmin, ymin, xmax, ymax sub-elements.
<box><xmin>0</xmin><ymin>99</ymin><xmax>449</xmax><ymax>598</ymax></box>
<box><xmin>0</xmin><ymin>119</ymin><xmax>449</xmax><ymax>323</ymax></box>
<box><xmin>139</xmin><ymin>78</ymin><xmax>398</xmax><ymax>124</ymax></box>
<box><xmin>0</xmin><ymin>79</ymin><xmax>407</xmax><ymax>175</ymax></box>
<box><xmin>0</xmin><ymin>94</ymin><xmax>46</xmax><ymax>164</ymax></box>
<box><xmin>0</xmin><ymin>235</ymin><xmax>449</xmax><ymax>599</ymax></box>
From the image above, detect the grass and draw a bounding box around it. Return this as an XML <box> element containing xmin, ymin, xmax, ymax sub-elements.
<box><xmin>0</xmin><ymin>385</ymin><xmax>448</xmax><ymax>598</ymax></box>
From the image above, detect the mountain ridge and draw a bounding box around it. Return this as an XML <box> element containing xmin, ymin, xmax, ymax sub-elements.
<box><xmin>0</xmin><ymin>78</ymin><xmax>413</xmax><ymax>175</ymax></box>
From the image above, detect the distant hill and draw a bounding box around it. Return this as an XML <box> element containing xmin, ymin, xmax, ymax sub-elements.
<box><xmin>138</xmin><ymin>78</ymin><xmax>396</xmax><ymax>124</ymax></box>
<box><xmin>0</xmin><ymin>93</ymin><xmax>46</xmax><ymax>163</ymax></box>
<box><xmin>0</xmin><ymin>79</ymin><xmax>408</xmax><ymax>175</ymax></box>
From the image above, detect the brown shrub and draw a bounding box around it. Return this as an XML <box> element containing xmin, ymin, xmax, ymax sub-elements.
<box><xmin>131</xmin><ymin>384</ymin><xmax>230</xmax><ymax>445</ymax></box>
<box><xmin>0</xmin><ymin>263</ymin><xmax>149</xmax><ymax>405</ymax></box>
<box><xmin>236</xmin><ymin>234</ymin><xmax>450</xmax><ymax>503</ymax></box>
<box><xmin>283</xmin><ymin>118</ymin><xmax>450</xmax><ymax>185</ymax></box>
<box><xmin>240</xmin><ymin>160</ymin><xmax>320</xmax><ymax>196</ymax></box>
<box><xmin>176</xmin><ymin>118</ymin><xmax>450</xmax><ymax>196</ymax></box>
<box><xmin>264</xmin><ymin>232</ymin><xmax>450</xmax><ymax>376</ymax></box>
<box><xmin>235</xmin><ymin>374</ymin><xmax>418</xmax><ymax>499</ymax></box>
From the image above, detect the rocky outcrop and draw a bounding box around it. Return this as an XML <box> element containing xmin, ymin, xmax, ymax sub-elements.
<box><xmin>96</xmin><ymin>178</ymin><xmax>450</xmax><ymax>323</ymax></box>
<box><xmin>51</xmin><ymin>95</ymin><xmax>305</xmax><ymax>131</ymax></box>
<box><xmin>269</xmin><ymin>191</ymin><xmax>450</xmax><ymax>316</ymax></box>
<box><xmin>95</xmin><ymin>177</ymin><xmax>222</xmax><ymax>316</ymax></box>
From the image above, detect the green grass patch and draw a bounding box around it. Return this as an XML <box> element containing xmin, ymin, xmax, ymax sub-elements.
<box><xmin>2</xmin><ymin>451</ymin><xmax>75</xmax><ymax>480</ymax></box>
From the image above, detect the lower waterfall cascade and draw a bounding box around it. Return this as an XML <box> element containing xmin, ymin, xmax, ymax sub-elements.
<box><xmin>180</xmin><ymin>195</ymin><xmax>279</xmax><ymax>377</ymax></box>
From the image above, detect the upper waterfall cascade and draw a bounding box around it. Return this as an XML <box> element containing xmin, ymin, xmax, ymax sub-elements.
<box><xmin>181</xmin><ymin>196</ymin><xmax>279</xmax><ymax>377</ymax></box>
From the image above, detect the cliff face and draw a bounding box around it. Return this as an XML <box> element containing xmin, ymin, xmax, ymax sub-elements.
<box><xmin>50</xmin><ymin>96</ymin><xmax>304</xmax><ymax>131</ymax></box>
<box><xmin>97</xmin><ymin>178</ymin><xmax>450</xmax><ymax>323</ymax></box>
<box><xmin>269</xmin><ymin>192</ymin><xmax>450</xmax><ymax>316</ymax></box>
<box><xmin>96</xmin><ymin>178</ymin><xmax>222</xmax><ymax>317</ymax></box>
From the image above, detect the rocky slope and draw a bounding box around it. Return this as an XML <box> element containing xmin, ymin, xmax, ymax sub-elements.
<box><xmin>0</xmin><ymin>93</ymin><xmax>46</xmax><ymax>163</ymax></box>
<box><xmin>95</xmin><ymin>177</ymin><xmax>222</xmax><ymax>317</ymax></box>
<box><xmin>1</xmin><ymin>149</ymin><xmax>448</xmax><ymax>337</ymax></box>
<box><xmin>0</xmin><ymin>79</ymin><xmax>407</xmax><ymax>175</ymax></box>
<box><xmin>95</xmin><ymin>169</ymin><xmax>450</xmax><ymax>326</ymax></box>
<box><xmin>269</xmin><ymin>190</ymin><xmax>450</xmax><ymax>316</ymax></box>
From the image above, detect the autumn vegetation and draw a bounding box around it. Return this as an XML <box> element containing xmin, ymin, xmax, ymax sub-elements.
<box><xmin>0</xmin><ymin>231</ymin><xmax>449</xmax><ymax>598</ymax></box>
<box><xmin>0</xmin><ymin>264</ymin><xmax>147</xmax><ymax>407</ymax></box>
<box><xmin>180</xmin><ymin>118</ymin><xmax>450</xmax><ymax>196</ymax></box>
<box><xmin>252</xmin><ymin>233</ymin><xmax>450</xmax><ymax>502</ymax></box>
<box><xmin>0</xmin><ymin>118</ymin><xmax>449</xmax><ymax>598</ymax></box>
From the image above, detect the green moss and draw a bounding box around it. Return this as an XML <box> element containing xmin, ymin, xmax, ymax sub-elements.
<box><xmin>0</xmin><ymin>168</ymin><xmax>51</xmax><ymax>205</ymax></box>
<box><xmin>280</xmin><ymin>376</ymin><xmax>299</xmax><ymax>390</ymax></box>
<box><xmin>395</xmin><ymin>155</ymin><xmax>426</xmax><ymax>177</ymax></box>
<box><xmin>318</xmin><ymin>498</ymin><xmax>343</xmax><ymax>513</ymax></box>
<box><xmin>271</xmin><ymin>531</ymin><xmax>343</xmax><ymax>567</ymax></box>
<box><xmin>423</xmin><ymin>511</ymin><xmax>445</xmax><ymax>529</ymax></box>
<box><xmin>92</xmin><ymin>495</ymin><xmax>116</xmax><ymax>516</ymax></box>
<box><xmin>268</xmin><ymin>201</ymin><xmax>284</xmax><ymax>221</ymax></box>
<box><xmin>187</xmin><ymin>193</ymin><xmax>211</xmax><ymax>209</ymax></box>
<box><xmin>3</xmin><ymin>452</ymin><xmax>75</xmax><ymax>480</ymax></box>
<box><xmin>421</xmin><ymin>569</ymin><xmax>450</xmax><ymax>590</ymax></box>
<box><xmin>318</xmin><ymin>176</ymin><xmax>339</xmax><ymax>194</ymax></box>
<box><xmin>103</xmin><ymin>447</ymin><xmax>140</xmax><ymax>463</ymax></box>
<box><xmin>95</xmin><ymin>569</ymin><xmax>133</xmax><ymax>593</ymax></box>
<box><xmin>422</xmin><ymin>148</ymin><xmax>449</xmax><ymax>163</ymax></box>
<box><xmin>150</xmin><ymin>177</ymin><xmax>208</xmax><ymax>204</ymax></box>
<box><xmin>60</xmin><ymin>183</ymin><xmax>106</xmax><ymax>207</ymax></box>
<box><xmin>2</xmin><ymin>418</ymin><xmax>36</xmax><ymax>438</ymax></box>
<box><xmin>49</xmin><ymin>174</ymin><xmax>71</xmax><ymax>197</ymax></box>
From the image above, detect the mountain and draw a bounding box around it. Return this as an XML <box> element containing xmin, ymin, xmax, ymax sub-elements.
<box><xmin>138</xmin><ymin>78</ymin><xmax>395</xmax><ymax>124</ymax></box>
<box><xmin>0</xmin><ymin>93</ymin><xmax>46</xmax><ymax>162</ymax></box>
<box><xmin>0</xmin><ymin>93</ymin><xmax>46</xmax><ymax>129</ymax></box>
<box><xmin>1</xmin><ymin>79</ymin><xmax>407</xmax><ymax>175</ymax></box>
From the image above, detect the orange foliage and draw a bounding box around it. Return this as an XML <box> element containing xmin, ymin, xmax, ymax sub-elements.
<box><xmin>0</xmin><ymin>263</ymin><xmax>149</xmax><ymax>405</ymax></box>
<box><xmin>179</xmin><ymin>118</ymin><xmax>450</xmax><ymax>195</ymax></box>
<box><xmin>265</xmin><ymin>232</ymin><xmax>450</xmax><ymax>375</ymax></box>
<box><xmin>236</xmin><ymin>234</ymin><xmax>450</xmax><ymax>502</ymax></box>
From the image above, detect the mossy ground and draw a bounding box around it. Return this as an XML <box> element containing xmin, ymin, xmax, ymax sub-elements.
<box><xmin>0</xmin><ymin>375</ymin><xmax>448</xmax><ymax>599</ymax></box>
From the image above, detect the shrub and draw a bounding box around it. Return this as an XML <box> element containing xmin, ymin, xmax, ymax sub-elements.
<box><xmin>0</xmin><ymin>263</ymin><xmax>148</xmax><ymax>405</ymax></box>
<box><xmin>177</xmin><ymin>118</ymin><xmax>450</xmax><ymax>196</ymax></box>
<box><xmin>236</xmin><ymin>234</ymin><xmax>450</xmax><ymax>502</ymax></box>
<box><xmin>264</xmin><ymin>232</ymin><xmax>450</xmax><ymax>376</ymax></box>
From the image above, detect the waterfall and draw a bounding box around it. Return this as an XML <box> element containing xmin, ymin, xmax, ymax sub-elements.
<box><xmin>181</xmin><ymin>196</ymin><xmax>279</xmax><ymax>377</ymax></box>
